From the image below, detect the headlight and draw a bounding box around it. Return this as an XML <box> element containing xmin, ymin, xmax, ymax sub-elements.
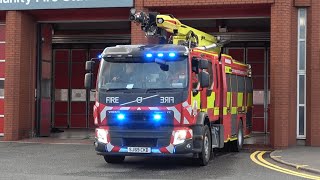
<box><xmin>173</xmin><ymin>130</ymin><xmax>189</xmax><ymax>145</ymax></box>
<box><xmin>96</xmin><ymin>128</ymin><xmax>109</xmax><ymax>144</ymax></box>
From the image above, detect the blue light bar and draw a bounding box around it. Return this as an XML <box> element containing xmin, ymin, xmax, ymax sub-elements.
<box><xmin>98</xmin><ymin>54</ymin><xmax>103</xmax><ymax>59</ymax></box>
<box><xmin>153</xmin><ymin>114</ymin><xmax>162</xmax><ymax>121</ymax></box>
<box><xmin>117</xmin><ymin>114</ymin><xmax>125</xmax><ymax>120</ymax></box>
<box><xmin>169</xmin><ymin>52</ymin><xmax>176</xmax><ymax>57</ymax></box>
<box><xmin>157</xmin><ymin>53</ymin><xmax>164</xmax><ymax>58</ymax></box>
<box><xmin>146</xmin><ymin>53</ymin><xmax>153</xmax><ymax>58</ymax></box>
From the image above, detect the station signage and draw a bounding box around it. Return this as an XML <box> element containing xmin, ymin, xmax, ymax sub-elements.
<box><xmin>0</xmin><ymin>0</ymin><xmax>133</xmax><ymax>10</ymax></box>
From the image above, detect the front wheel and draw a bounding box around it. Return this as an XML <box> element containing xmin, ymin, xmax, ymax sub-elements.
<box><xmin>197</xmin><ymin>125</ymin><xmax>212</xmax><ymax>166</ymax></box>
<box><xmin>103</xmin><ymin>155</ymin><xmax>125</xmax><ymax>164</ymax></box>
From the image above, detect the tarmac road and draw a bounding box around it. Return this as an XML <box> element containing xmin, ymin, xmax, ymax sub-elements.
<box><xmin>0</xmin><ymin>142</ymin><xmax>303</xmax><ymax>180</ymax></box>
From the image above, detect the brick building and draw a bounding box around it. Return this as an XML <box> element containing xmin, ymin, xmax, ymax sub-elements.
<box><xmin>0</xmin><ymin>0</ymin><xmax>319</xmax><ymax>148</ymax></box>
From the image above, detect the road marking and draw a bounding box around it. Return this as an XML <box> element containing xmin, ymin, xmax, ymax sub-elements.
<box><xmin>250</xmin><ymin>151</ymin><xmax>320</xmax><ymax>180</ymax></box>
<box><xmin>297</xmin><ymin>165</ymin><xmax>309</xmax><ymax>169</ymax></box>
<box><xmin>256</xmin><ymin>151</ymin><xmax>319</xmax><ymax>179</ymax></box>
<box><xmin>271</xmin><ymin>156</ymin><xmax>282</xmax><ymax>158</ymax></box>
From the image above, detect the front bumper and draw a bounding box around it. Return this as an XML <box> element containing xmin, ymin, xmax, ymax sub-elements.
<box><xmin>94</xmin><ymin>138</ymin><xmax>202</xmax><ymax>158</ymax></box>
<box><xmin>94</xmin><ymin>125</ymin><xmax>204</xmax><ymax>157</ymax></box>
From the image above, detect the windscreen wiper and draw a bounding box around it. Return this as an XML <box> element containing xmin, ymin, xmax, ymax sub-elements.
<box><xmin>100</xmin><ymin>88</ymin><xmax>145</xmax><ymax>92</ymax></box>
<box><xmin>145</xmin><ymin>88</ymin><xmax>178</xmax><ymax>93</ymax></box>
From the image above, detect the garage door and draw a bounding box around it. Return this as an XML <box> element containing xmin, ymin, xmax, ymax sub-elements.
<box><xmin>53</xmin><ymin>48</ymin><xmax>101</xmax><ymax>129</ymax></box>
<box><xmin>227</xmin><ymin>47</ymin><xmax>270</xmax><ymax>133</ymax></box>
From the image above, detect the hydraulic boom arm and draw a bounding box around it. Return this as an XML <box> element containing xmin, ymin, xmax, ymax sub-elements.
<box><xmin>129</xmin><ymin>8</ymin><xmax>222</xmax><ymax>53</ymax></box>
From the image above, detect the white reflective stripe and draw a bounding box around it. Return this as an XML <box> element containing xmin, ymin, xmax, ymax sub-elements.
<box><xmin>100</xmin><ymin>106</ymin><xmax>112</xmax><ymax>121</ymax></box>
<box><xmin>166</xmin><ymin>144</ymin><xmax>174</xmax><ymax>153</ymax></box>
<box><xmin>148</xmin><ymin>107</ymin><xmax>159</xmax><ymax>110</ymax></box>
<box><xmin>182</xmin><ymin>101</ymin><xmax>189</xmax><ymax>107</ymax></box>
<box><xmin>137</xmin><ymin>107</ymin><xmax>141</xmax><ymax>110</ymax></box>
<box><xmin>183</xmin><ymin>117</ymin><xmax>189</xmax><ymax>124</ymax></box>
<box><xmin>0</xmin><ymin>115</ymin><xmax>4</xmax><ymax>118</ymax></box>
<box><xmin>119</xmin><ymin>107</ymin><xmax>130</xmax><ymax>110</ymax></box>
<box><xmin>0</xmin><ymin>60</ymin><xmax>5</xmax><ymax>62</ymax></box>
<box><xmin>94</xmin><ymin>117</ymin><xmax>98</xmax><ymax>124</ymax></box>
<box><xmin>106</xmin><ymin>143</ymin><xmax>114</xmax><ymax>152</ymax></box>
<box><xmin>186</xmin><ymin>106</ymin><xmax>192</xmax><ymax>115</ymax></box>
<box><xmin>188</xmin><ymin>129</ymin><xmax>193</xmax><ymax>137</ymax></box>
<box><xmin>167</xmin><ymin>106</ymin><xmax>181</xmax><ymax>123</ymax></box>
<box><xmin>182</xmin><ymin>101</ymin><xmax>192</xmax><ymax>115</ymax></box>
<box><xmin>95</xmin><ymin>101</ymin><xmax>99</xmax><ymax>107</ymax></box>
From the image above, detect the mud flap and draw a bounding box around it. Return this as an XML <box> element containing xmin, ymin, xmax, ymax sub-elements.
<box><xmin>211</xmin><ymin>124</ymin><xmax>224</xmax><ymax>148</ymax></box>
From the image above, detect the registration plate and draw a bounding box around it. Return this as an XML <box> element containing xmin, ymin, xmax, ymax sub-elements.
<box><xmin>127</xmin><ymin>147</ymin><xmax>151</xmax><ymax>153</ymax></box>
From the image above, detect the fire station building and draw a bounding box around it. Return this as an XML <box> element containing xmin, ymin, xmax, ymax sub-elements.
<box><xmin>0</xmin><ymin>0</ymin><xmax>319</xmax><ymax>148</ymax></box>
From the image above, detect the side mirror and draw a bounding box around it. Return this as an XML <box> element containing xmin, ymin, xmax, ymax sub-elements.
<box><xmin>199</xmin><ymin>59</ymin><xmax>209</xmax><ymax>69</ymax></box>
<box><xmin>84</xmin><ymin>73</ymin><xmax>94</xmax><ymax>89</ymax></box>
<box><xmin>199</xmin><ymin>71</ymin><xmax>210</xmax><ymax>88</ymax></box>
<box><xmin>191</xmin><ymin>57</ymin><xmax>199</xmax><ymax>74</ymax></box>
<box><xmin>85</xmin><ymin>61</ymin><xmax>95</xmax><ymax>72</ymax></box>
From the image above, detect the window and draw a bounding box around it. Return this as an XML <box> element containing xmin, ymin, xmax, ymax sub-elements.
<box><xmin>207</xmin><ymin>62</ymin><xmax>214</xmax><ymax>88</ymax></box>
<box><xmin>226</xmin><ymin>74</ymin><xmax>231</xmax><ymax>92</ymax></box>
<box><xmin>215</xmin><ymin>64</ymin><xmax>219</xmax><ymax>88</ymax></box>
<box><xmin>238</xmin><ymin>76</ymin><xmax>245</xmax><ymax>93</ymax></box>
<box><xmin>231</xmin><ymin>75</ymin><xmax>237</xmax><ymax>92</ymax></box>
<box><xmin>297</xmin><ymin>8</ymin><xmax>307</xmax><ymax>139</ymax></box>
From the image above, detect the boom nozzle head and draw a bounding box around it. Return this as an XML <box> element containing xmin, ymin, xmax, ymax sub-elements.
<box><xmin>129</xmin><ymin>8</ymin><xmax>161</xmax><ymax>37</ymax></box>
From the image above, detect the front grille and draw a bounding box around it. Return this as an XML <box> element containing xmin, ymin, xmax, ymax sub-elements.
<box><xmin>123</xmin><ymin>138</ymin><xmax>157</xmax><ymax>147</ymax></box>
<box><xmin>107</xmin><ymin>110</ymin><xmax>174</xmax><ymax>147</ymax></box>
<box><xmin>106</xmin><ymin>110</ymin><xmax>174</xmax><ymax>130</ymax></box>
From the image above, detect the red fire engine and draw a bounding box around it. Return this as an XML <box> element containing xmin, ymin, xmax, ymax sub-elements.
<box><xmin>84</xmin><ymin>9</ymin><xmax>253</xmax><ymax>166</ymax></box>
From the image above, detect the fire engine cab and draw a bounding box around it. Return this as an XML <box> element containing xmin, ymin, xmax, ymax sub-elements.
<box><xmin>84</xmin><ymin>9</ymin><xmax>253</xmax><ymax>166</ymax></box>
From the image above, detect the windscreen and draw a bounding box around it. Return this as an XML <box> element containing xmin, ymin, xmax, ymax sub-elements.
<box><xmin>97</xmin><ymin>58</ymin><xmax>188</xmax><ymax>91</ymax></box>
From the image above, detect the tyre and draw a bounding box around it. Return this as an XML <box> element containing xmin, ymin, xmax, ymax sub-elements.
<box><xmin>197</xmin><ymin>125</ymin><xmax>212</xmax><ymax>166</ymax></box>
<box><xmin>103</xmin><ymin>155</ymin><xmax>125</xmax><ymax>164</ymax></box>
<box><xmin>231</xmin><ymin>121</ymin><xmax>244</xmax><ymax>152</ymax></box>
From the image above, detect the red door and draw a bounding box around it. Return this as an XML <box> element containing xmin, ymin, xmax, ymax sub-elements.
<box><xmin>70</xmin><ymin>49</ymin><xmax>88</xmax><ymax>128</ymax></box>
<box><xmin>54</xmin><ymin>48</ymin><xmax>102</xmax><ymax>129</ymax></box>
<box><xmin>247</xmin><ymin>48</ymin><xmax>269</xmax><ymax>133</ymax></box>
<box><xmin>227</xmin><ymin>48</ymin><xmax>245</xmax><ymax>63</ymax></box>
<box><xmin>228</xmin><ymin>47</ymin><xmax>269</xmax><ymax>133</ymax></box>
<box><xmin>54</xmin><ymin>49</ymin><xmax>70</xmax><ymax>128</ymax></box>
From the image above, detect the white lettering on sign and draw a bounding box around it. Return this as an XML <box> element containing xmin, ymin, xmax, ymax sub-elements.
<box><xmin>232</xmin><ymin>69</ymin><xmax>247</xmax><ymax>75</ymax></box>
<box><xmin>225</xmin><ymin>59</ymin><xmax>232</xmax><ymax>64</ymax></box>
<box><xmin>106</xmin><ymin>97</ymin><xmax>119</xmax><ymax>104</ymax></box>
<box><xmin>160</xmin><ymin>97</ymin><xmax>174</xmax><ymax>104</ymax></box>
<box><xmin>0</xmin><ymin>0</ymin><xmax>133</xmax><ymax>10</ymax></box>
<box><xmin>0</xmin><ymin>0</ymin><xmax>31</xmax><ymax>5</ymax></box>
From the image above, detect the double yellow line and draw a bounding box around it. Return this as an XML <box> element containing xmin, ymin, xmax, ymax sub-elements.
<box><xmin>250</xmin><ymin>151</ymin><xmax>320</xmax><ymax>180</ymax></box>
